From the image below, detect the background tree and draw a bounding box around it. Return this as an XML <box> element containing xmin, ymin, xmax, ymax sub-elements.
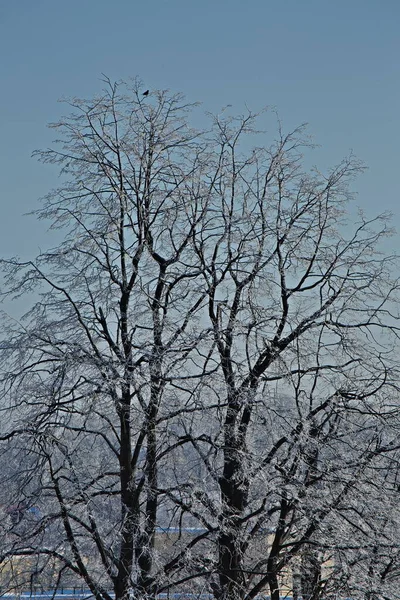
<box><xmin>1</xmin><ymin>78</ymin><xmax>400</xmax><ymax>600</ymax></box>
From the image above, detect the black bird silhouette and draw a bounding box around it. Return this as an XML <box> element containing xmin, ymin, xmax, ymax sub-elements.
<box><xmin>142</xmin><ymin>90</ymin><xmax>149</xmax><ymax>96</ymax></box>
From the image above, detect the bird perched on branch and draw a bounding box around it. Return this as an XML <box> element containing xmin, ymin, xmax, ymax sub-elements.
<box><xmin>142</xmin><ymin>90</ymin><xmax>149</xmax><ymax>96</ymax></box>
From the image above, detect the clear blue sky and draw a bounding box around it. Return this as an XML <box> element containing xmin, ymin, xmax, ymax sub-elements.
<box><xmin>0</xmin><ymin>0</ymin><xmax>399</xmax><ymax>260</ymax></box>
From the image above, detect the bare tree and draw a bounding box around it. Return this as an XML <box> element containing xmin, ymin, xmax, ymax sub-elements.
<box><xmin>0</xmin><ymin>78</ymin><xmax>400</xmax><ymax>600</ymax></box>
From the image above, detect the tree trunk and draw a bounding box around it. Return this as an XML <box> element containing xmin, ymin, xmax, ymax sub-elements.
<box><xmin>301</xmin><ymin>549</ymin><xmax>322</xmax><ymax>600</ymax></box>
<box><xmin>217</xmin><ymin>403</ymin><xmax>248</xmax><ymax>600</ymax></box>
<box><xmin>115</xmin><ymin>395</ymin><xmax>135</xmax><ymax>600</ymax></box>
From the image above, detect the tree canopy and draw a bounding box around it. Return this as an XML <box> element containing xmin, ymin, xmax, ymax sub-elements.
<box><xmin>0</xmin><ymin>78</ymin><xmax>400</xmax><ymax>600</ymax></box>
